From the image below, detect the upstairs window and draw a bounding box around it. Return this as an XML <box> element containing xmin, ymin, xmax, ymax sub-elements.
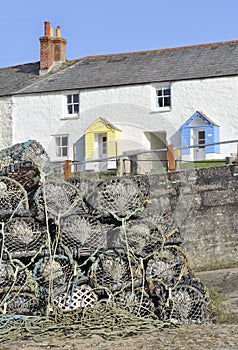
<box><xmin>155</xmin><ymin>85</ymin><xmax>171</xmax><ymax>109</ymax></box>
<box><xmin>67</xmin><ymin>93</ymin><xmax>79</xmax><ymax>115</ymax></box>
<box><xmin>55</xmin><ymin>135</ymin><xmax>68</xmax><ymax>157</ymax></box>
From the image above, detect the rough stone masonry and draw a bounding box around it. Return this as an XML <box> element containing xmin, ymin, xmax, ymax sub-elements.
<box><xmin>146</xmin><ymin>164</ymin><xmax>238</xmax><ymax>271</ymax></box>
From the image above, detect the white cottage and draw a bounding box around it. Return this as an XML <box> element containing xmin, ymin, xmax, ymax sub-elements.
<box><xmin>1</xmin><ymin>21</ymin><xmax>238</xmax><ymax>172</ymax></box>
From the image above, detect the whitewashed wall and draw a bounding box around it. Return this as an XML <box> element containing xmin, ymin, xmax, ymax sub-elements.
<box><xmin>0</xmin><ymin>96</ymin><xmax>13</xmax><ymax>149</ymax></box>
<box><xmin>11</xmin><ymin>75</ymin><xmax>238</xmax><ymax>163</ymax></box>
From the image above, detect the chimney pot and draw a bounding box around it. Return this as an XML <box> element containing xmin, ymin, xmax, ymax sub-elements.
<box><xmin>44</xmin><ymin>21</ymin><xmax>51</xmax><ymax>36</ymax></box>
<box><xmin>56</xmin><ymin>26</ymin><xmax>62</xmax><ymax>38</ymax></box>
<box><xmin>40</xmin><ymin>21</ymin><xmax>67</xmax><ymax>74</ymax></box>
<box><xmin>50</xmin><ymin>27</ymin><xmax>54</xmax><ymax>37</ymax></box>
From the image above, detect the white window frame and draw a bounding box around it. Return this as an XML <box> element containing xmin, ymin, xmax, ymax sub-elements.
<box><xmin>154</xmin><ymin>84</ymin><xmax>171</xmax><ymax>111</ymax></box>
<box><xmin>55</xmin><ymin>135</ymin><xmax>68</xmax><ymax>157</ymax></box>
<box><xmin>63</xmin><ymin>92</ymin><xmax>80</xmax><ymax>118</ymax></box>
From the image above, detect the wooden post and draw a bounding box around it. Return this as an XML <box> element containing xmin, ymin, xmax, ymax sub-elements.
<box><xmin>64</xmin><ymin>160</ymin><xmax>72</xmax><ymax>180</ymax></box>
<box><xmin>167</xmin><ymin>144</ymin><xmax>176</xmax><ymax>171</ymax></box>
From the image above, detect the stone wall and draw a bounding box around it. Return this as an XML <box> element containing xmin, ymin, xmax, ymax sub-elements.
<box><xmin>146</xmin><ymin>164</ymin><xmax>238</xmax><ymax>271</ymax></box>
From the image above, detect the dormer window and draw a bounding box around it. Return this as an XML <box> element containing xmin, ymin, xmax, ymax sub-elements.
<box><xmin>155</xmin><ymin>85</ymin><xmax>171</xmax><ymax>110</ymax></box>
<box><xmin>67</xmin><ymin>93</ymin><xmax>79</xmax><ymax>115</ymax></box>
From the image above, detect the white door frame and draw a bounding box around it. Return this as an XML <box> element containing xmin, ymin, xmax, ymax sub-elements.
<box><xmin>97</xmin><ymin>133</ymin><xmax>107</xmax><ymax>170</ymax></box>
<box><xmin>193</xmin><ymin>128</ymin><xmax>205</xmax><ymax>161</ymax></box>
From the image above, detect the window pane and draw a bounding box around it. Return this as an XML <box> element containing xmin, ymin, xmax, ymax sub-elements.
<box><xmin>74</xmin><ymin>104</ymin><xmax>79</xmax><ymax>113</ymax></box>
<box><xmin>164</xmin><ymin>88</ymin><xmax>170</xmax><ymax>96</ymax></box>
<box><xmin>67</xmin><ymin>95</ymin><xmax>72</xmax><ymax>103</ymax></box>
<box><xmin>68</xmin><ymin>105</ymin><xmax>73</xmax><ymax>114</ymax></box>
<box><xmin>56</xmin><ymin>149</ymin><xmax>61</xmax><ymax>157</ymax></box>
<box><xmin>62</xmin><ymin>147</ymin><xmax>68</xmax><ymax>157</ymax></box>
<box><xmin>56</xmin><ymin>137</ymin><xmax>60</xmax><ymax>146</ymax></box>
<box><xmin>164</xmin><ymin>97</ymin><xmax>170</xmax><ymax>107</ymax></box>
<box><xmin>156</xmin><ymin>89</ymin><xmax>162</xmax><ymax>96</ymax></box>
<box><xmin>62</xmin><ymin>137</ymin><xmax>68</xmax><ymax>146</ymax></box>
<box><xmin>73</xmin><ymin>94</ymin><xmax>79</xmax><ymax>103</ymax></box>
<box><xmin>158</xmin><ymin>97</ymin><xmax>163</xmax><ymax>107</ymax></box>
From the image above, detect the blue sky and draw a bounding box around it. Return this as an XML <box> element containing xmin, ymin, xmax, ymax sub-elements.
<box><xmin>0</xmin><ymin>0</ymin><xmax>238</xmax><ymax>67</ymax></box>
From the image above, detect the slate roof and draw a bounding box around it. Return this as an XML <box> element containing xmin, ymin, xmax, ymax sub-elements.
<box><xmin>0</xmin><ymin>62</ymin><xmax>40</xmax><ymax>96</ymax></box>
<box><xmin>1</xmin><ymin>40</ymin><xmax>238</xmax><ymax>96</ymax></box>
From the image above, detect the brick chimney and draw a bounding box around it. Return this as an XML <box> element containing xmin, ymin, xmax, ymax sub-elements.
<box><xmin>39</xmin><ymin>21</ymin><xmax>67</xmax><ymax>74</ymax></box>
<box><xmin>53</xmin><ymin>26</ymin><xmax>67</xmax><ymax>62</ymax></box>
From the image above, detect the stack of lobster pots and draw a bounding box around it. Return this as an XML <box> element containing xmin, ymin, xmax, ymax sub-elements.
<box><xmin>0</xmin><ymin>140</ymin><xmax>210</xmax><ymax>323</ymax></box>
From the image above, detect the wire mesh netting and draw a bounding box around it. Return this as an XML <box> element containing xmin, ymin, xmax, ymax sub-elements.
<box><xmin>113</xmin><ymin>287</ymin><xmax>155</xmax><ymax>318</ymax></box>
<box><xmin>0</xmin><ymin>259</ymin><xmax>32</xmax><ymax>295</ymax></box>
<box><xmin>1</xmin><ymin>217</ymin><xmax>47</xmax><ymax>257</ymax></box>
<box><xmin>33</xmin><ymin>255</ymin><xmax>74</xmax><ymax>298</ymax></box>
<box><xmin>85</xmin><ymin>176</ymin><xmax>149</xmax><ymax>220</ymax></box>
<box><xmin>34</xmin><ymin>179</ymin><xmax>83</xmax><ymax>219</ymax></box>
<box><xmin>1</xmin><ymin>292</ymin><xmax>43</xmax><ymax>316</ymax></box>
<box><xmin>154</xmin><ymin>282</ymin><xmax>210</xmax><ymax>324</ymax></box>
<box><xmin>88</xmin><ymin>250</ymin><xmax>136</xmax><ymax>293</ymax></box>
<box><xmin>60</xmin><ymin>214</ymin><xmax>107</xmax><ymax>255</ymax></box>
<box><xmin>0</xmin><ymin>177</ymin><xmax>29</xmax><ymax>219</ymax></box>
<box><xmin>107</xmin><ymin>220</ymin><xmax>164</xmax><ymax>257</ymax></box>
<box><xmin>0</xmin><ymin>140</ymin><xmax>51</xmax><ymax>176</ymax></box>
<box><xmin>0</xmin><ymin>140</ymin><xmax>211</xmax><ymax>341</ymax></box>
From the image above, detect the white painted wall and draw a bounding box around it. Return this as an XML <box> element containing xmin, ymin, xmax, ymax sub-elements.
<box><xmin>10</xmin><ymin>75</ymin><xmax>238</xmax><ymax>165</ymax></box>
<box><xmin>0</xmin><ymin>96</ymin><xmax>13</xmax><ymax>149</ymax></box>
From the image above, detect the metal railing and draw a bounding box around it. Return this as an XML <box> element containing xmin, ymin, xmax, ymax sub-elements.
<box><xmin>51</xmin><ymin>139</ymin><xmax>238</xmax><ymax>180</ymax></box>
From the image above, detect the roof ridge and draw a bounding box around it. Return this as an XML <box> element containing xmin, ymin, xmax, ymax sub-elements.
<box><xmin>69</xmin><ymin>39</ymin><xmax>238</xmax><ymax>62</ymax></box>
<box><xmin>0</xmin><ymin>61</ymin><xmax>39</xmax><ymax>71</ymax></box>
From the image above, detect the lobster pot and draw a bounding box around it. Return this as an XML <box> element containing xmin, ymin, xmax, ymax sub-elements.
<box><xmin>107</xmin><ymin>220</ymin><xmax>163</xmax><ymax>257</ymax></box>
<box><xmin>0</xmin><ymin>177</ymin><xmax>29</xmax><ymax>219</ymax></box>
<box><xmin>22</xmin><ymin>140</ymin><xmax>52</xmax><ymax>175</ymax></box>
<box><xmin>146</xmin><ymin>246</ymin><xmax>189</xmax><ymax>291</ymax></box>
<box><xmin>131</xmin><ymin>175</ymin><xmax>150</xmax><ymax>201</ymax></box>
<box><xmin>114</xmin><ymin>288</ymin><xmax>155</xmax><ymax>318</ymax></box>
<box><xmin>34</xmin><ymin>179</ymin><xmax>82</xmax><ymax>220</ymax></box>
<box><xmin>33</xmin><ymin>255</ymin><xmax>73</xmax><ymax>299</ymax></box>
<box><xmin>0</xmin><ymin>141</ymin><xmax>51</xmax><ymax>189</ymax></box>
<box><xmin>139</xmin><ymin>211</ymin><xmax>183</xmax><ymax>246</ymax></box>
<box><xmin>2</xmin><ymin>217</ymin><xmax>47</xmax><ymax>258</ymax></box>
<box><xmin>85</xmin><ymin>177</ymin><xmax>148</xmax><ymax>219</ymax></box>
<box><xmin>0</xmin><ymin>260</ymin><xmax>28</xmax><ymax>292</ymax></box>
<box><xmin>88</xmin><ymin>251</ymin><xmax>140</xmax><ymax>294</ymax></box>
<box><xmin>154</xmin><ymin>283</ymin><xmax>210</xmax><ymax>324</ymax></box>
<box><xmin>60</xmin><ymin>215</ymin><xmax>107</xmax><ymax>256</ymax></box>
<box><xmin>53</xmin><ymin>285</ymin><xmax>97</xmax><ymax>311</ymax></box>
<box><xmin>66</xmin><ymin>177</ymin><xmax>96</xmax><ymax>198</ymax></box>
<box><xmin>1</xmin><ymin>292</ymin><xmax>42</xmax><ymax>316</ymax></box>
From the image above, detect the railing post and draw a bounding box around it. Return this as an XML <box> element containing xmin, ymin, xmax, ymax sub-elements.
<box><xmin>167</xmin><ymin>144</ymin><xmax>176</xmax><ymax>171</ymax></box>
<box><xmin>64</xmin><ymin>160</ymin><xmax>72</xmax><ymax>180</ymax></box>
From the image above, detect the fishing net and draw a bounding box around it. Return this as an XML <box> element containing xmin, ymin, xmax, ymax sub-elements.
<box><xmin>0</xmin><ymin>141</ymin><xmax>211</xmax><ymax>340</ymax></box>
<box><xmin>139</xmin><ymin>211</ymin><xmax>183</xmax><ymax>245</ymax></box>
<box><xmin>34</xmin><ymin>179</ymin><xmax>83</xmax><ymax>219</ymax></box>
<box><xmin>113</xmin><ymin>288</ymin><xmax>155</xmax><ymax>318</ymax></box>
<box><xmin>88</xmin><ymin>250</ymin><xmax>141</xmax><ymax>294</ymax></box>
<box><xmin>1</xmin><ymin>292</ymin><xmax>43</xmax><ymax>316</ymax></box>
<box><xmin>146</xmin><ymin>246</ymin><xmax>189</xmax><ymax>290</ymax></box>
<box><xmin>0</xmin><ymin>140</ymin><xmax>51</xmax><ymax>176</ymax></box>
<box><xmin>85</xmin><ymin>177</ymin><xmax>148</xmax><ymax>220</ymax></box>
<box><xmin>154</xmin><ymin>283</ymin><xmax>210</xmax><ymax>324</ymax></box>
<box><xmin>60</xmin><ymin>214</ymin><xmax>107</xmax><ymax>256</ymax></box>
<box><xmin>66</xmin><ymin>177</ymin><xmax>96</xmax><ymax>198</ymax></box>
<box><xmin>33</xmin><ymin>255</ymin><xmax>74</xmax><ymax>298</ymax></box>
<box><xmin>107</xmin><ymin>220</ymin><xmax>163</xmax><ymax>257</ymax></box>
<box><xmin>1</xmin><ymin>217</ymin><xmax>47</xmax><ymax>258</ymax></box>
<box><xmin>0</xmin><ymin>260</ymin><xmax>30</xmax><ymax>293</ymax></box>
<box><xmin>0</xmin><ymin>176</ymin><xmax>29</xmax><ymax>219</ymax></box>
